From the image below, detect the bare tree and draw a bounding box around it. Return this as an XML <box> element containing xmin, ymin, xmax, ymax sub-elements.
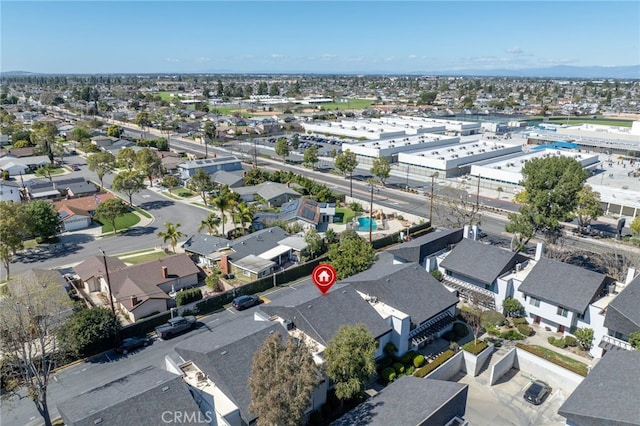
<box><xmin>433</xmin><ymin>184</ymin><xmax>481</xmax><ymax>228</ymax></box>
<box><xmin>0</xmin><ymin>271</ymin><xmax>73</xmax><ymax>426</ymax></box>
<box><xmin>459</xmin><ymin>307</ymin><xmax>483</xmax><ymax>346</ymax></box>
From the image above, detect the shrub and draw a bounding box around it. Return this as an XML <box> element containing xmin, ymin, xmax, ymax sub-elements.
<box><xmin>481</xmin><ymin>310</ymin><xmax>507</xmax><ymax>328</ymax></box>
<box><xmin>462</xmin><ymin>340</ymin><xmax>489</xmax><ymax>355</ymax></box>
<box><xmin>548</xmin><ymin>336</ymin><xmax>567</xmax><ymax>348</ymax></box>
<box><xmin>414</xmin><ymin>350</ymin><xmax>455</xmax><ymax>378</ymax></box>
<box><xmin>398</xmin><ymin>350</ymin><xmax>417</xmax><ymax>365</ymax></box>
<box><xmin>392</xmin><ymin>363</ymin><xmax>405</xmax><ymax>375</ymax></box>
<box><xmin>564</xmin><ymin>336</ymin><xmax>578</xmax><ymax>347</ymax></box>
<box><xmin>397</xmin><ymin>215</ymin><xmax>404</xmax><ymax>221</ymax></box>
<box><xmin>405</xmin><ymin>365</ymin><xmax>415</xmax><ymax>375</ymax></box>
<box><xmin>442</xmin><ymin>330</ymin><xmax>456</xmax><ymax>341</ymax></box>
<box><xmin>453</xmin><ymin>322</ymin><xmax>469</xmax><ymax>338</ymax></box>
<box><xmin>500</xmin><ymin>329</ymin><xmax>525</xmax><ymax>340</ymax></box>
<box><xmin>485</xmin><ymin>337</ymin><xmax>503</xmax><ymax>348</ymax></box>
<box><xmin>486</xmin><ymin>324</ymin><xmax>500</xmax><ymax>336</ymax></box>
<box><xmin>517</xmin><ymin>324</ymin><xmax>534</xmax><ymax>336</ymax></box>
<box><xmin>384</xmin><ymin>342</ymin><xmax>398</xmax><ymax>358</ymax></box>
<box><xmin>413</xmin><ymin>355</ymin><xmax>425</xmax><ymax>368</ymax></box>
<box><xmin>516</xmin><ymin>343</ymin><xmax>588</xmax><ymax>376</ymax></box>
<box><xmin>512</xmin><ymin>317</ymin><xmax>528</xmax><ymax>325</ymax></box>
<box><xmin>430</xmin><ymin>270</ymin><xmax>443</xmax><ymax>281</ymax></box>
<box><xmin>381</xmin><ymin>367</ymin><xmax>396</xmax><ymax>384</ymax></box>
<box><xmin>175</xmin><ymin>288</ymin><xmax>203</xmax><ymax>306</ymax></box>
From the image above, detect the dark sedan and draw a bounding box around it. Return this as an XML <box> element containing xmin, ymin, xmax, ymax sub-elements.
<box><xmin>232</xmin><ymin>295</ymin><xmax>261</xmax><ymax>311</ymax></box>
<box><xmin>115</xmin><ymin>336</ymin><xmax>153</xmax><ymax>355</ymax></box>
<box><xmin>524</xmin><ymin>380</ymin><xmax>551</xmax><ymax>405</ymax></box>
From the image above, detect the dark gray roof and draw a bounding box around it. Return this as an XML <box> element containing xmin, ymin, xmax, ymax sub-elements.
<box><xmin>181</xmin><ymin>233</ymin><xmax>231</xmax><ymax>256</ymax></box>
<box><xmin>229</xmin><ymin>226</ymin><xmax>287</xmax><ymax>260</ymax></box>
<box><xmin>64</xmin><ymin>180</ymin><xmax>98</xmax><ymax>196</ymax></box>
<box><xmin>386</xmin><ymin>228</ymin><xmax>463</xmax><ymax>263</ymax></box>
<box><xmin>331</xmin><ymin>377</ymin><xmax>468</xmax><ymax>426</ymax></box>
<box><xmin>518</xmin><ymin>258</ymin><xmax>607</xmax><ymax>313</ymax></box>
<box><xmin>558</xmin><ymin>350</ymin><xmax>640</xmax><ymax>426</ymax></box>
<box><xmin>261</xmin><ymin>284</ymin><xmax>392</xmax><ymax>345</ymax></box>
<box><xmin>57</xmin><ymin>366</ymin><xmax>203</xmax><ymax>426</ymax></box>
<box><xmin>604</xmin><ymin>274</ymin><xmax>640</xmax><ymax>336</ymax></box>
<box><xmin>439</xmin><ymin>238</ymin><xmax>523</xmax><ymax>285</ymax></box>
<box><xmin>211</xmin><ymin>170</ymin><xmax>244</xmax><ymax>187</ymax></box>
<box><xmin>178</xmin><ymin>156</ymin><xmax>240</xmax><ymax>170</ymax></box>
<box><xmin>234</xmin><ymin>182</ymin><xmax>300</xmax><ymax>202</ymax></box>
<box><xmin>254</xmin><ymin>197</ymin><xmax>321</xmax><ymax>225</ymax></box>
<box><xmin>343</xmin><ymin>254</ymin><xmax>458</xmax><ymax>326</ymax></box>
<box><xmin>176</xmin><ymin>321</ymin><xmax>283</xmax><ymax>424</ymax></box>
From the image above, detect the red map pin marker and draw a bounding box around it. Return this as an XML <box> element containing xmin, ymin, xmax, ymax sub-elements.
<box><xmin>312</xmin><ymin>264</ymin><xmax>337</xmax><ymax>295</ymax></box>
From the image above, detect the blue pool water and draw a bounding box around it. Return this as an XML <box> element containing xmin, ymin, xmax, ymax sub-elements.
<box><xmin>355</xmin><ymin>217</ymin><xmax>377</xmax><ymax>232</ymax></box>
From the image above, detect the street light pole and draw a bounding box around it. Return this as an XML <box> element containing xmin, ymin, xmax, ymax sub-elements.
<box><xmin>429</xmin><ymin>173</ymin><xmax>436</xmax><ymax>226</ymax></box>
<box><xmin>406</xmin><ymin>166</ymin><xmax>410</xmax><ymax>191</ymax></box>
<box><xmin>475</xmin><ymin>175</ymin><xmax>481</xmax><ymax>212</ymax></box>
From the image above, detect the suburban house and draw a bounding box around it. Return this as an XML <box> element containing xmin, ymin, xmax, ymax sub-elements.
<box><xmin>91</xmin><ymin>135</ymin><xmax>120</xmax><ymax>148</ymax></box>
<box><xmin>0</xmin><ymin>146</ymin><xmax>36</xmax><ymax>158</ymax></box>
<box><xmin>233</xmin><ymin>181</ymin><xmax>301</xmax><ymax>208</ymax></box>
<box><xmin>53</xmin><ymin>192</ymin><xmax>116</xmax><ymax>231</ymax></box>
<box><xmin>0</xmin><ymin>155</ymin><xmax>49</xmax><ymax>176</ymax></box>
<box><xmin>387</xmin><ymin>227</ymin><xmax>464</xmax><ymax>269</ymax></box>
<box><xmin>600</xmin><ymin>271</ymin><xmax>640</xmax><ymax>354</ymax></box>
<box><xmin>332</xmin><ymin>376</ymin><xmax>468</xmax><ymax>426</ymax></box>
<box><xmin>23</xmin><ymin>177</ymin><xmax>99</xmax><ymax>201</ymax></box>
<box><xmin>74</xmin><ymin>255</ymin><xmax>127</xmax><ymax>294</ymax></box>
<box><xmin>210</xmin><ymin>170</ymin><xmax>245</xmax><ymax>188</ymax></box>
<box><xmin>253</xmin><ymin>197</ymin><xmax>336</xmax><ymax>231</ymax></box>
<box><xmin>181</xmin><ymin>234</ymin><xmax>232</xmax><ymax>268</ymax></box>
<box><xmin>177</xmin><ymin>156</ymin><xmax>242</xmax><ymax>180</ymax></box>
<box><xmin>57</xmin><ymin>366</ymin><xmax>205</xmax><ymax>426</ymax></box>
<box><xmin>558</xmin><ymin>350</ymin><xmax>640</xmax><ymax>426</ymax></box>
<box><xmin>0</xmin><ymin>180</ymin><xmax>22</xmax><ymax>202</ymax></box>
<box><xmin>342</xmin><ymin>253</ymin><xmax>459</xmax><ymax>355</ymax></box>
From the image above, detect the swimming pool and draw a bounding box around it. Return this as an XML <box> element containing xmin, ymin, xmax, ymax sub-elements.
<box><xmin>355</xmin><ymin>217</ymin><xmax>377</xmax><ymax>232</ymax></box>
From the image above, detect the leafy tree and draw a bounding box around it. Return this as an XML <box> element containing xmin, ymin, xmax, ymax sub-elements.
<box><xmin>0</xmin><ymin>271</ymin><xmax>73</xmax><ymax>426</ymax></box>
<box><xmin>275</xmin><ymin>138</ymin><xmax>289</xmax><ymax>163</ymax></box>
<box><xmin>203</xmin><ymin>121</ymin><xmax>216</xmax><ymax>158</ymax></box>
<box><xmin>31</xmin><ymin>122</ymin><xmax>58</xmax><ymax>164</ymax></box>
<box><xmin>370</xmin><ymin>157</ymin><xmax>391</xmax><ymax>186</ymax></box>
<box><xmin>135</xmin><ymin>147</ymin><xmax>161</xmax><ymax>187</ymax></box>
<box><xmin>106</xmin><ymin>124</ymin><xmax>123</xmax><ymax>138</ymax></box>
<box><xmin>304</xmin><ymin>228</ymin><xmax>323</xmax><ymax>259</ymax></box>
<box><xmin>506</xmin><ymin>156</ymin><xmax>587</xmax><ymax>249</ymax></box>
<box><xmin>328</xmin><ymin>229</ymin><xmax>375</xmax><ymax>279</ymax></box>
<box><xmin>291</xmin><ymin>134</ymin><xmax>300</xmax><ymax>150</ymax></box>
<box><xmin>187</xmin><ymin>168</ymin><xmax>214</xmax><ymax>206</ymax></box>
<box><xmin>324</xmin><ymin>324</ymin><xmax>377</xmax><ymax>405</ymax></box>
<box><xmin>158</xmin><ymin>222</ymin><xmax>185</xmax><ymax>254</ymax></box>
<box><xmin>69</xmin><ymin>127</ymin><xmax>91</xmax><ymax>142</ymax></box>
<box><xmin>116</xmin><ymin>146</ymin><xmax>137</xmax><ymax>171</ymax></box>
<box><xmin>502</xmin><ymin>297</ymin><xmax>522</xmax><ymax>317</ymax></box>
<box><xmin>232</xmin><ymin>201</ymin><xmax>254</xmax><ymax>235</ymax></box>
<box><xmin>249</xmin><ymin>332</ymin><xmax>321</xmax><ymax>426</ymax></box>
<box><xmin>35</xmin><ymin>164</ymin><xmax>55</xmax><ymax>182</ymax></box>
<box><xmin>631</xmin><ymin>215</ymin><xmax>640</xmax><ymax>237</ymax></box>
<box><xmin>334</xmin><ymin>150</ymin><xmax>358</xmax><ymax>196</ymax></box>
<box><xmin>0</xmin><ymin>201</ymin><xmax>29</xmax><ymax>279</ymax></box>
<box><xmin>210</xmin><ymin>186</ymin><xmax>236</xmax><ymax>236</ymax></box>
<box><xmin>198</xmin><ymin>213</ymin><xmax>222</xmax><ymax>235</ymax></box>
<box><xmin>573</xmin><ymin>185</ymin><xmax>604</xmax><ymax>231</ymax></box>
<box><xmin>87</xmin><ymin>151</ymin><xmax>116</xmax><ymax>189</ymax></box>
<box><xmin>243</xmin><ymin>168</ymin><xmax>269</xmax><ymax>186</ymax></box>
<box><xmin>25</xmin><ymin>200</ymin><xmax>60</xmax><ymax>240</ymax></box>
<box><xmin>205</xmin><ymin>269</ymin><xmax>222</xmax><ymax>291</ymax></box>
<box><xmin>303</xmin><ymin>145</ymin><xmax>319</xmax><ymax>169</ymax></box>
<box><xmin>161</xmin><ymin>175</ymin><xmax>180</xmax><ymax>189</ymax></box>
<box><xmin>324</xmin><ymin>228</ymin><xmax>337</xmax><ymax>245</ymax></box>
<box><xmin>574</xmin><ymin>327</ymin><xmax>595</xmax><ymax>350</ymax></box>
<box><xmin>134</xmin><ymin>111</ymin><xmax>151</xmax><ymax>130</ymax></box>
<box><xmin>95</xmin><ymin>198</ymin><xmax>128</xmax><ymax>235</ymax></box>
<box><xmin>629</xmin><ymin>330</ymin><xmax>640</xmax><ymax>351</ymax></box>
<box><xmin>112</xmin><ymin>170</ymin><xmax>145</xmax><ymax>206</ymax></box>
<box><xmin>58</xmin><ymin>307</ymin><xmax>119</xmax><ymax>357</ymax></box>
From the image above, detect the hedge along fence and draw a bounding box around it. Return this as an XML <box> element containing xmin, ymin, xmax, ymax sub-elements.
<box><xmin>515</xmin><ymin>343</ymin><xmax>588</xmax><ymax>377</ymax></box>
<box><xmin>414</xmin><ymin>350</ymin><xmax>455</xmax><ymax>378</ymax></box>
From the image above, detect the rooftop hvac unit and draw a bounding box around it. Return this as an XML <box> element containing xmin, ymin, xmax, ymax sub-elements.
<box><xmin>496</xmin><ymin>166</ymin><xmax>501</xmax><ymax>169</ymax></box>
<box><xmin>282</xmin><ymin>319</ymin><xmax>295</xmax><ymax>330</ymax></box>
<box><xmin>433</xmin><ymin>151</ymin><xmax>438</xmax><ymax>155</ymax></box>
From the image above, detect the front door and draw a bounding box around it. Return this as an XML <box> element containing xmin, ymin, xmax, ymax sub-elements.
<box><xmin>558</xmin><ymin>325</ymin><xmax>565</xmax><ymax>333</ymax></box>
<box><xmin>534</xmin><ymin>315</ymin><xmax>541</xmax><ymax>324</ymax></box>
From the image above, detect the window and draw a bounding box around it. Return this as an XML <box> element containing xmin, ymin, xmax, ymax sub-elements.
<box><xmin>242</xmin><ymin>270</ymin><xmax>251</xmax><ymax>277</ymax></box>
<box><xmin>557</xmin><ymin>306</ymin><xmax>569</xmax><ymax>317</ymax></box>
<box><xmin>529</xmin><ymin>297</ymin><xmax>540</xmax><ymax>307</ymax></box>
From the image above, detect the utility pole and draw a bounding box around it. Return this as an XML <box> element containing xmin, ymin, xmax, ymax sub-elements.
<box><xmin>369</xmin><ymin>182</ymin><xmax>374</xmax><ymax>244</ymax></box>
<box><xmin>99</xmin><ymin>248</ymin><xmax>119</xmax><ymax>344</ymax></box>
<box><xmin>476</xmin><ymin>175</ymin><xmax>481</xmax><ymax>212</ymax></box>
<box><xmin>429</xmin><ymin>173</ymin><xmax>436</xmax><ymax>226</ymax></box>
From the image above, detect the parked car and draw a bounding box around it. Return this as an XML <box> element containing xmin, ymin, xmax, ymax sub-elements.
<box><xmin>155</xmin><ymin>315</ymin><xmax>197</xmax><ymax>339</ymax></box>
<box><xmin>232</xmin><ymin>295</ymin><xmax>261</xmax><ymax>311</ymax></box>
<box><xmin>524</xmin><ymin>380</ymin><xmax>551</xmax><ymax>405</ymax></box>
<box><xmin>71</xmin><ymin>164</ymin><xmax>80</xmax><ymax>171</ymax></box>
<box><xmin>115</xmin><ymin>336</ymin><xmax>153</xmax><ymax>354</ymax></box>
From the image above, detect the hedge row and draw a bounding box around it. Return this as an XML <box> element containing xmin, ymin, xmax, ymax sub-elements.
<box><xmin>462</xmin><ymin>340</ymin><xmax>488</xmax><ymax>355</ymax></box>
<box><xmin>414</xmin><ymin>350</ymin><xmax>455</xmax><ymax>378</ymax></box>
<box><xmin>516</xmin><ymin>343</ymin><xmax>588</xmax><ymax>377</ymax></box>
<box><xmin>548</xmin><ymin>335</ymin><xmax>577</xmax><ymax>348</ymax></box>
<box><xmin>501</xmin><ymin>329</ymin><xmax>525</xmax><ymax>340</ymax></box>
<box><xmin>516</xmin><ymin>324</ymin><xmax>534</xmax><ymax>337</ymax></box>
<box><xmin>176</xmin><ymin>288</ymin><xmax>203</xmax><ymax>306</ymax></box>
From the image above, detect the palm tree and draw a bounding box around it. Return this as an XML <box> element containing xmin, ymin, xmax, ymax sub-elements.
<box><xmin>198</xmin><ymin>213</ymin><xmax>222</xmax><ymax>235</ymax></box>
<box><xmin>157</xmin><ymin>222</ymin><xmax>185</xmax><ymax>254</ymax></box>
<box><xmin>233</xmin><ymin>202</ymin><xmax>254</xmax><ymax>235</ymax></box>
<box><xmin>210</xmin><ymin>187</ymin><xmax>235</xmax><ymax>237</ymax></box>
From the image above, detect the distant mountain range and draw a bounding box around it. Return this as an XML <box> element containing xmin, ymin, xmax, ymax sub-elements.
<box><xmin>2</xmin><ymin>65</ymin><xmax>639</xmax><ymax>79</ymax></box>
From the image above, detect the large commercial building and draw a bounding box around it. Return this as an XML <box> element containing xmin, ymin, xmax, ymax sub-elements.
<box><xmin>302</xmin><ymin>119</ymin><xmax>445</xmax><ymax>140</ymax></box>
<box><xmin>343</xmin><ymin>134</ymin><xmax>460</xmax><ymax>165</ymax></box>
<box><xmin>372</xmin><ymin>115</ymin><xmax>482</xmax><ymax>136</ymax></box>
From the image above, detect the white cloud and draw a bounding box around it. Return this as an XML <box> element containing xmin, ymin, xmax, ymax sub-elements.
<box><xmin>271</xmin><ymin>53</ymin><xmax>284</xmax><ymax>59</ymax></box>
<box><xmin>506</xmin><ymin>46</ymin><xmax>524</xmax><ymax>55</ymax></box>
<box><xmin>164</xmin><ymin>58</ymin><xmax>180</xmax><ymax>63</ymax></box>
<box><xmin>408</xmin><ymin>54</ymin><xmax>417</xmax><ymax>59</ymax></box>
<box><xmin>195</xmin><ymin>57</ymin><xmax>210</xmax><ymax>63</ymax></box>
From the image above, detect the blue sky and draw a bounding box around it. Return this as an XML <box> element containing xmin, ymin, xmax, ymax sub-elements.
<box><xmin>2</xmin><ymin>1</ymin><xmax>639</xmax><ymax>74</ymax></box>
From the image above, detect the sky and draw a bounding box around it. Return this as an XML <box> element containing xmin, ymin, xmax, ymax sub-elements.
<box><xmin>1</xmin><ymin>1</ymin><xmax>639</xmax><ymax>74</ymax></box>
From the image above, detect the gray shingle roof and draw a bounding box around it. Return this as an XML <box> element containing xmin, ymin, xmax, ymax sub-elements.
<box><xmin>518</xmin><ymin>258</ymin><xmax>607</xmax><ymax>313</ymax></box>
<box><xmin>210</xmin><ymin>170</ymin><xmax>245</xmax><ymax>187</ymax></box>
<box><xmin>181</xmin><ymin>233</ymin><xmax>231</xmax><ymax>257</ymax></box>
<box><xmin>604</xmin><ymin>274</ymin><xmax>640</xmax><ymax>336</ymax></box>
<box><xmin>178</xmin><ymin>156</ymin><xmax>240</xmax><ymax>170</ymax></box>
<box><xmin>386</xmin><ymin>228</ymin><xmax>463</xmax><ymax>263</ymax></box>
<box><xmin>331</xmin><ymin>377</ymin><xmax>468</xmax><ymax>426</ymax></box>
<box><xmin>343</xmin><ymin>254</ymin><xmax>458</xmax><ymax>326</ymax></box>
<box><xmin>73</xmin><ymin>255</ymin><xmax>127</xmax><ymax>281</ymax></box>
<box><xmin>229</xmin><ymin>226</ymin><xmax>288</xmax><ymax>260</ymax></box>
<box><xmin>234</xmin><ymin>182</ymin><xmax>300</xmax><ymax>202</ymax></box>
<box><xmin>558</xmin><ymin>350</ymin><xmax>640</xmax><ymax>426</ymax></box>
<box><xmin>57</xmin><ymin>366</ymin><xmax>203</xmax><ymax>426</ymax></box>
<box><xmin>439</xmin><ymin>238</ymin><xmax>523</xmax><ymax>285</ymax></box>
<box><xmin>261</xmin><ymin>284</ymin><xmax>392</xmax><ymax>346</ymax></box>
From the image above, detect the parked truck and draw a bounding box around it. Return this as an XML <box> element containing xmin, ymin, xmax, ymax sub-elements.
<box><xmin>155</xmin><ymin>315</ymin><xmax>197</xmax><ymax>339</ymax></box>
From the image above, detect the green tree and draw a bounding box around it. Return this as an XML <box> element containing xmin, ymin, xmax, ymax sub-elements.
<box><xmin>573</xmin><ymin>185</ymin><xmax>604</xmax><ymax>231</ymax></box>
<box><xmin>187</xmin><ymin>168</ymin><xmax>214</xmax><ymax>206</ymax></box>
<box><xmin>249</xmin><ymin>332</ymin><xmax>321</xmax><ymax>426</ymax></box>
<box><xmin>95</xmin><ymin>198</ymin><xmax>128</xmax><ymax>235</ymax></box>
<box><xmin>205</xmin><ymin>269</ymin><xmax>222</xmax><ymax>291</ymax></box>
<box><xmin>58</xmin><ymin>307</ymin><xmax>119</xmax><ymax>357</ymax></box>
<box><xmin>116</xmin><ymin>147</ymin><xmax>137</xmax><ymax>171</ymax></box>
<box><xmin>198</xmin><ymin>213</ymin><xmax>222</xmax><ymax>236</ymax></box>
<box><xmin>328</xmin><ymin>229</ymin><xmax>375</xmax><ymax>279</ymax></box>
<box><xmin>324</xmin><ymin>228</ymin><xmax>337</xmax><ymax>245</ymax></box>
<box><xmin>161</xmin><ymin>175</ymin><xmax>180</xmax><ymax>189</ymax></box>
<box><xmin>35</xmin><ymin>164</ymin><xmax>55</xmax><ymax>182</ymax></box>
<box><xmin>574</xmin><ymin>327</ymin><xmax>595</xmax><ymax>350</ymax></box>
<box><xmin>334</xmin><ymin>150</ymin><xmax>358</xmax><ymax>197</ymax></box>
<box><xmin>506</xmin><ymin>156</ymin><xmax>587</xmax><ymax>249</ymax></box>
<box><xmin>69</xmin><ymin>127</ymin><xmax>91</xmax><ymax>142</ymax></box>
<box><xmin>31</xmin><ymin>122</ymin><xmax>58</xmax><ymax>164</ymax></box>
<box><xmin>134</xmin><ymin>111</ymin><xmax>151</xmax><ymax>130</ymax></box>
<box><xmin>158</xmin><ymin>222</ymin><xmax>185</xmax><ymax>253</ymax></box>
<box><xmin>135</xmin><ymin>147</ymin><xmax>161</xmax><ymax>187</ymax></box>
<box><xmin>203</xmin><ymin>121</ymin><xmax>216</xmax><ymax>158</ymax></box>
<box><xmin>275</xmin><ymin>138</ymin><xmax>289</xmax><ymax>163</ymax></box>
<box><xmin>106</xmin><ymin>124</ymin><xmax>123</xmax><ymax>138</ymax></box>
<box><xmin>0</xmin><ymin>201</ymin><xmax>29</xmax><ymax>279</ymax></box>
<box><xmin>324</xmin><ymin>324</ymin><xmax>377</xmax><ymax>405</ymax></box>
<box><xmin>291</xmin><ymin>134</ymin><xmax>300</xmax><ymax>150</ymax></box>
<box><xmin>304</xmin><ymin>228</ymin><xmax>323</xmax><ymax>259</ymax></box>
<box><xmin>87</xmin><ymin>151</ymin><xmax>116</xmax><ymax>189</ymax></box>
<box><xmin>502</xmin><ymin>297</ymin><xmax>522</xmax><ymax>317</ymax></box>
<box><xmin>631</xmin><ymin>216</ymin><xmax>640</xmax><ymax>237</ymax></box>
<box><xmin>232</xmin><ymin>201</ymin><xmax>254</xmax><ymax>235</ymax></box>
<box><xmin>210</xmin><ymin>186</ymin><xmax>236</xmax><ymax>237</ymax></box>
<box><xmin>303</xmin><ymin>145</ymin><xmax>319</xmax><ymax>169</ymax></box>
<box><xmin>629</xmin><ymin>330</ymin><xmax>640</xmax><ymax>351</ymax></box>
<box><xmin>370</xmin><ymin>157</ymin><xmax>391</xmax><ymax>187</ymax></box>
<box><xmin>112</xmin><ymin>170</ymin><xmax>145</xmax><ymax>206</ymax></box>
<box><xmin>25</xmin><ymin>200</ymin><xmax>60</xmax><ymax>240</ymax></box>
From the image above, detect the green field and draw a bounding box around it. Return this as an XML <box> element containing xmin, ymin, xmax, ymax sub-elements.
<box><xmin>316</xmin><ymin>99</ymin><xmax>374</xmax><ymax>111</ymax></box>
<box><xmin>529</xmin><ymin>116</ymin><xmax>633</xmax><ymax>127</ymax></box>
<box><xmin>158</xmin><ymin>91</ymin><xmax>174</xmax><ymax>101</ymax></box>
<box><xmin>122</xmin><ymin>251</ymin><xmax>166</xmax><ymax>264</ymax></box>
<box><xmin>97</xmin><ymin>212</ymin><xmax>141</xmax><ymax>233</ymax></box>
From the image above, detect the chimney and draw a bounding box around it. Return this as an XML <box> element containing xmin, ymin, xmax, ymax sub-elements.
<box><xmin>219</xmin><ymin>254</ymin><xmax>229</xmax><ymax>275</ymax></box>
<box><xmin>131</xmin><ymin>295</ymin><xmax>138</xmax><ymax>306</ymax></box>
<box><xmin>463</xmin><ymin>225</ymin><xmax>470</xmax><ymax>239</ymax></box>
<box><xmin>534</xmin><ymin>242</ymin><xmax>544</xmax><ymax>261</ymax></box>
<box><xmin>162</xmin><ymin>266</ymin><xmax>168</xmax><ymax>279</ymax></box>
<box><xmin>625</xmin><ymin>267</ymin><xmax>637</xmax><ymax>285</ymax></box>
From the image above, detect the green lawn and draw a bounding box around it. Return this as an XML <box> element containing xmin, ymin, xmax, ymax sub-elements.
<box><xmin>531</xmin><ymin>345</ymin><xmax>589</xmax><ymax>375</ymax></box>
<box><xmin>171</xmin><ymin>188</ymin><xmax>195</xmax><ymax>198</ymax></box>
<box><xmin>122</xmin><ymin>251</ymin><xmax>167</xmax><ymax>264</ymax></box>
<box><xmin>157</xmin><ymin>91</ymin><xmax>174</xmax><ymax>101</ymax></box>
<box><xmin>119</xmin><ymin>248</ymin><xmax>156</xmax><ymax>257</ymax></box>
<box><xmin>317</xmin><ymin>99</ymin><xmax>374</xmax><ymax>111</ymax></box>
<box><xmin>97</xmin><ymin>212</ymin><xmax>141</xmax><ymax>233</ymax></box>
<box><xmin>529</xmin><ymin>116</ymin><xmax>633</xmax><ymax>127</ymax></box>
<box><xmin>133</xmin><ymin>207</ymin><xmax>152</xmax><ymax>219</ymax></box>
<box><xmin>334</xmin><ymin>207</ymin><xmax>356</xmax><ymax>224</ymax></box>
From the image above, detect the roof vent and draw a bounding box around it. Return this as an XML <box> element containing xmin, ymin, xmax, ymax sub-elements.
<box><xmin>162</xmin><ymin>386</ymin><xmax>170</xmax><ymax>392</ymax></box>
<box><xmin>221</xmin><ymin>350</ymin><xmax>228</xmax><ymax>356</ymax></box>
<box><xmin>93</xmin><ymin>419</ymin><xmax>103</xmax><ymax>425</ymax></box>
